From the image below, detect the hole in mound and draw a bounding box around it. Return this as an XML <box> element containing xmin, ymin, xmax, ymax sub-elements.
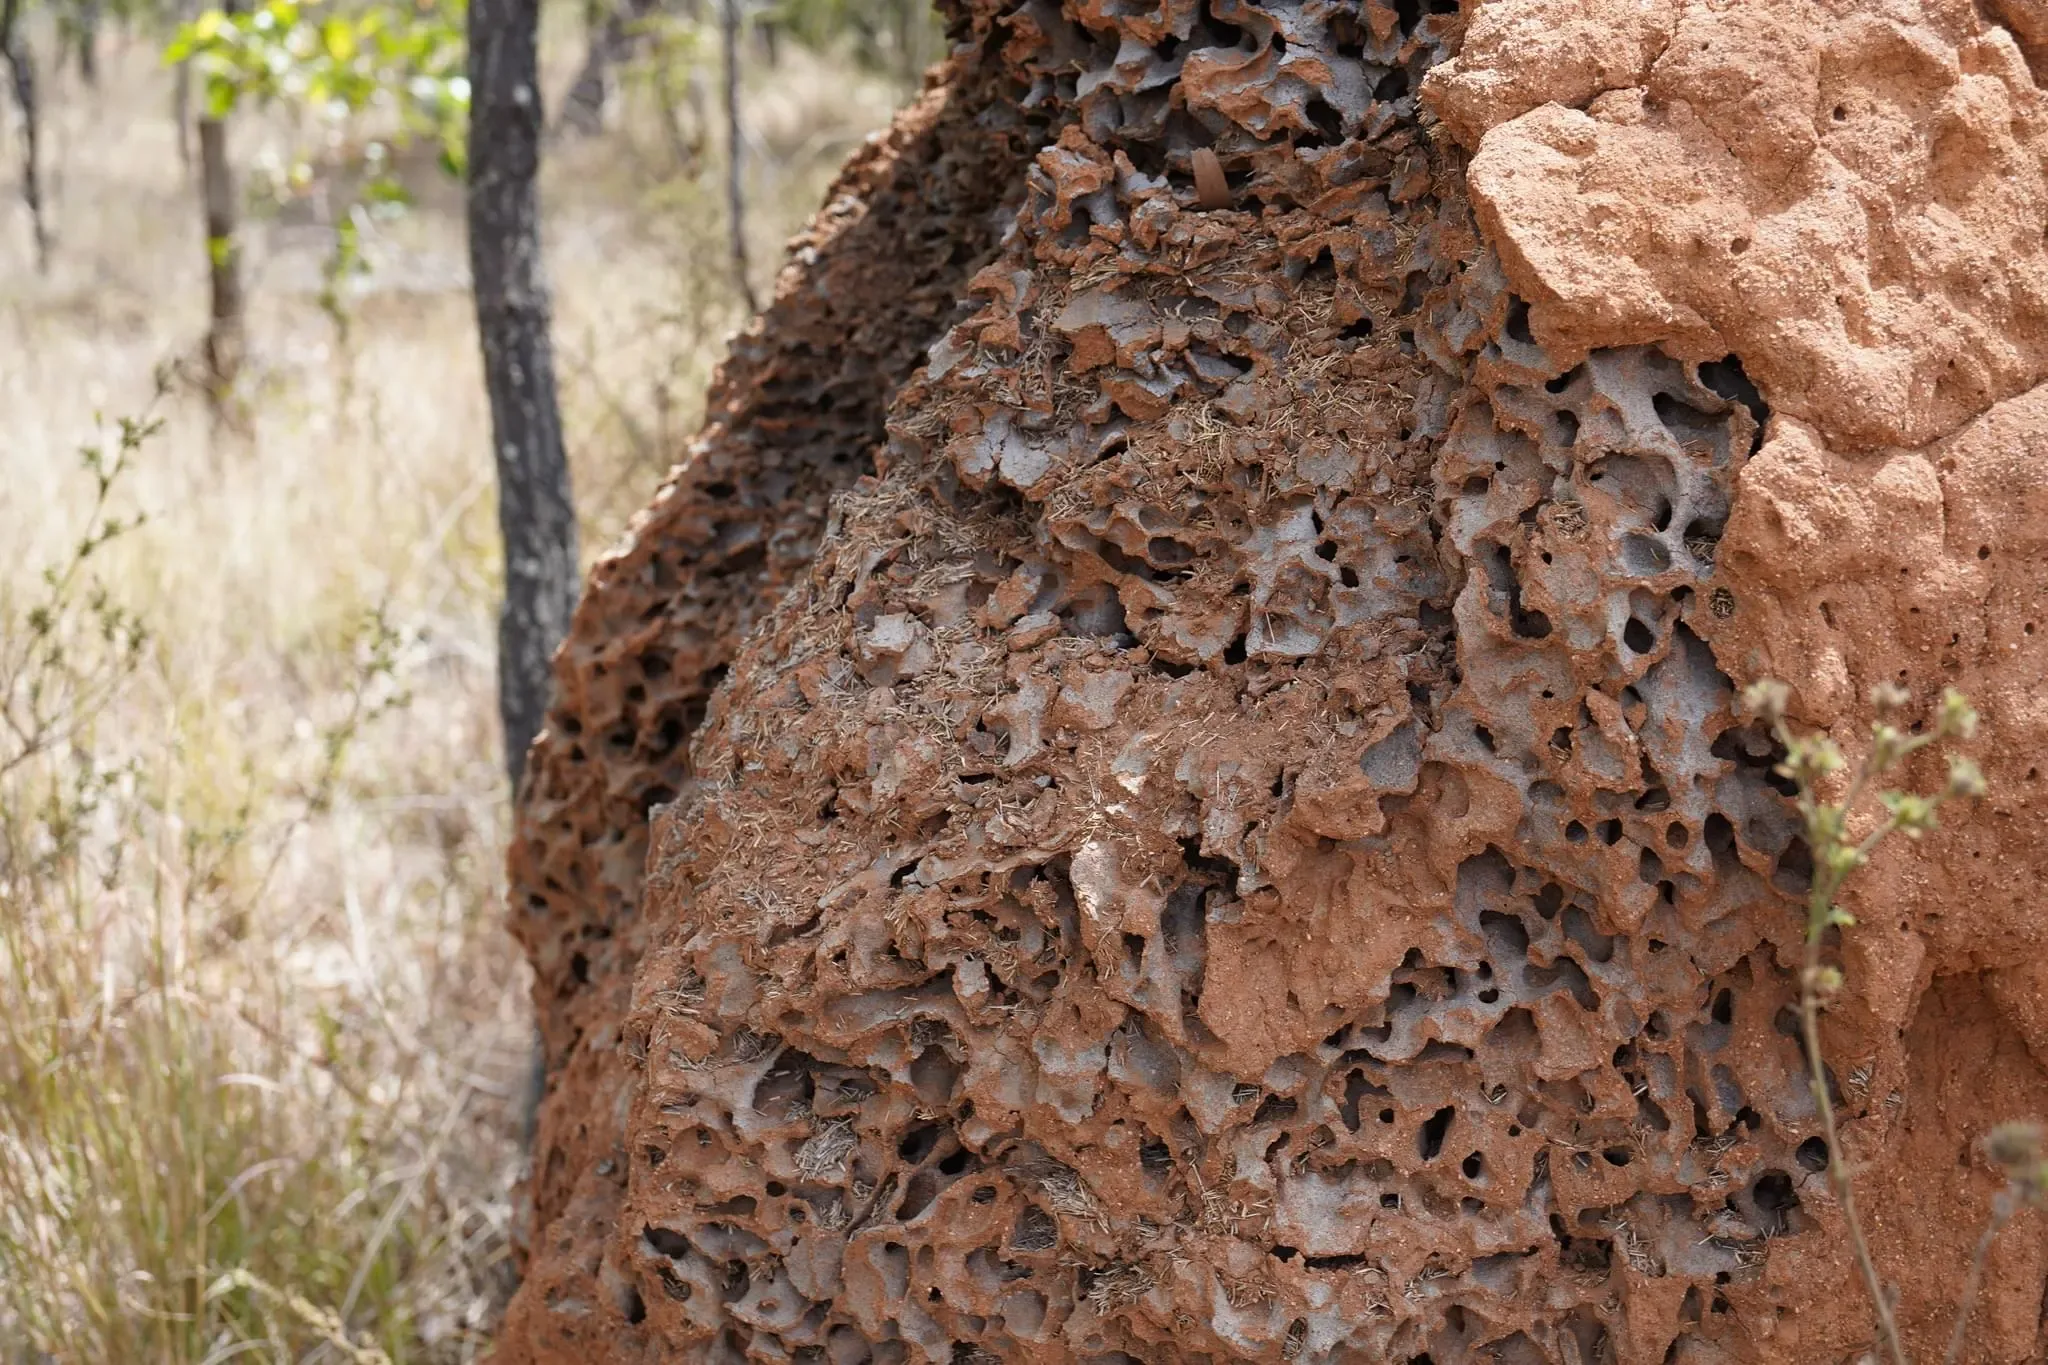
<box><xmin>1253</xmin><ymin>1094</ymin><xmax>1299</xmax><ymax>1125</ymax></box>
<box><xmin>1772</xmin><ymin>839</ymin><xmax>1814</xmax><ymax>895</ymax></box>
<box><xmin>1505</xmin><ymin>298</ymin><xmax>1535</xmax><ymax>345</ymax></box>
<box><xmin>1698</xmin><ymin>354</ymin><xmax>1770</xmax><ymax>430</ymax></box>
<box><xmin>1011</xmin><ymin>1206</ymin><xmax>1057</xmax><ymax>1252</ymax></box>
<box><xmin>1622</xmin><ymin>535</ymin><xmax>1672</xmax><ymax>576</ymax></box>
<box><xmin>644</xmin><ymin>1225</ymin><xmax>692</xmax><ymax>1258</ymax></box>
<box><xmin>1420</xmin><ymin>1105</ymin><xmax>1456</xmax><ymax>1160</ymax></box>
<box><xmin>898</xmin><ymin>1124</ymin><xmax>942</xmax><ymax>1163</ymax></box>
<box><xmin>1752</xmin><ymin>1169</ymin><xmax>1801</xmax><ymax>1235</ymax></box>
<box><xmin>1300</xmin><ymin>96</ymin><xmax>1344</xmax><ymax>145</ymax></box>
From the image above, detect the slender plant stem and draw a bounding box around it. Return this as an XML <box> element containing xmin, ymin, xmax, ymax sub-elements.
<box><xmin>1801</xmin><ymin>876</ymin><xmax>1909</xmax><ymax>1365</ymax></box>
<box><xmin>1944</xmin><ymin>1190</ymin><xmax>2016</xmax><ymax>1365</ymax></box>
<box><xmin>721</xmin><ymin>0</ymin><xmax>756</xmax><ymax>313</ymax></box>
<box><xmin>1760</xmin><ymin>691</ymin><xmax>1992</xmax><ymax>1365</ymax></box>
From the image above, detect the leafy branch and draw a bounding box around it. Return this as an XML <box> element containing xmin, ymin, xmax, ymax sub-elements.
<box><xmin>165</xmin><ymin>0</ymin><xmax>470</xmax><ymax>331</ymax></box>
<box><xmin>167</xmin><ymin>0</ymin><xmax>470</xmax><ymax>157</ymax></box>
<box><xmin>0</xmin><ymin>386</ymin><xmax>161</xmax><ymax>788</ymax></box>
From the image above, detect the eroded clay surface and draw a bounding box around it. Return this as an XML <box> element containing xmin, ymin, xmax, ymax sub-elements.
<box><xmin>501</xmin><ymin>0</ymin><xmax>2048</xmax><ymax>1361</ymax></box>
<box><xmin>500</xmin><ymin>24</ymin><xmax>1043</xmax><ymax>1356</ymax></box>
<box><xmin>1428</xmin><ymin>0</ymin><xmax>2048</xmax><ymax>451</ymax></box>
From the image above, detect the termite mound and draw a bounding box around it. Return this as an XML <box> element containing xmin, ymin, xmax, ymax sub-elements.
<box><xmin>499</xmin><ymin>1</ymin><xmax>2048</xmax><ymax>1361</ymax></box>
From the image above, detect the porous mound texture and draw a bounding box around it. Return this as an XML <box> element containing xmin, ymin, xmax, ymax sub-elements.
<box><xmin>498</xmin><ymin>2</ymin><xmax>2048</xmax><ymax>1362</ymax></box>
<box><xmin>502</xmin><ymin>39</ymin><xmax>1043</xmax><ymax>1348</ymax></box>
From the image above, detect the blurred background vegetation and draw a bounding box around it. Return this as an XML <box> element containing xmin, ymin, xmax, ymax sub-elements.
<box><xmin>0</xmin><ymin>1</ymin><xmax>937</xmax><ymax>1359</ymax></box>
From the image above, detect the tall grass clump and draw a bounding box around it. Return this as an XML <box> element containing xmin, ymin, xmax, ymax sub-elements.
<box><xmin>0</xmin><ymin>23</ymin><xmax>910</xmax><ymax>1365</ymax></box>
<box><xmin>0</xmin><ymin>403</ymin><xmax>519</xmax><ymax>1363</ymax></box>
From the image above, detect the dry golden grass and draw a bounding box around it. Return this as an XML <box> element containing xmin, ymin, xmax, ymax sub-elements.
<box><xmin>0</xmin><ymin>14</ymin><xmax>905</xmax><ymax>1362</ymax></box>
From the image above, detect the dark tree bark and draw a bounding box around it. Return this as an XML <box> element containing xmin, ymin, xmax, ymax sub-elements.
<box><xmin>720</xmin><ymin>0</ymin><xmax>755</xmax><ymax>312</ymax></box>
<box><xmin>468</xmin><ymin>0</ymin><xmax>580</xmax><ymax>791</ymax></box>
<box><xmin>195</xmin><ymin>0</ymin><xmax>246</xmax><ymax>386</ymax></box>
<box><xmin>198</xmin><ymin>119</ymin><xmax>243</xmax><ymax>383</ymax></box>
<box><xmin>0</xmin><ymin>0</ymin><xmax>49</xmax><ymax>272</ymax></box>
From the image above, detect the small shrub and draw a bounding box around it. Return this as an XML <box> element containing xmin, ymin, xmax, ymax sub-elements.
<box><xmin>0</xmin><ymin>406</ymin><xmax>511</xmax><ymax>1364</ymax></box>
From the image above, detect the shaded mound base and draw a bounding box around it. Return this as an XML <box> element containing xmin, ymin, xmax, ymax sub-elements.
<box><xmin>502</xmin><ymin>0</ymin><xmax>2048</xmax><ymax>1361</ymax></box>
<box><xmin>499</xmin><ymin>16</ymin><xmax>1044</xmax><ymax>1356</ymax></box>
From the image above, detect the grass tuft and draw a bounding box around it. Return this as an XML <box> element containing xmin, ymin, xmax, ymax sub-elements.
<box><xmin>0</xmin><ymin>18</ymin><xmax>904</xmax><ymax>1363</ymax></box>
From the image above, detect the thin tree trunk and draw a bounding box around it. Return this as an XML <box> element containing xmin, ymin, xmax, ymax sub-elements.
<box><xmin>468</xmin><ymin>0</ymin><xmax>580</xmax><ymax>791</ymax></box>
<box><xmin>198</xmin><ymin>97</ymin><xmax>243</xmax><ymax>385</ymax></box>
<box><xmin>654</xmin><ymin>60</ymin><xmax>706</xmax><ymax>172</ymax></box>
<box><xmin>0</xmin><ymin>0</ymin><xmax>49</xmax><ymax>273</ymax></box>
<box><xmin>651</xmin><ymin>0</ymin><xmax>708</xmax><ymax>172</ymax></box>
<box><xmin>892</xmin><ymin>0</ymin><xmax>915</xmax><ymax>84</ymax></box>
<box><xmin>174</xmin><ymin>67</ymin><xmax>192</xmax><ymax>168</ymax></box>
<box><xmin>557</xmin><ymin>0</ymin><xmax>660</xmax><ymax>138</ymax></box>
<box><xmin>173</xmin><ymin>0</ymin><xmax>194</xmax><ymax>171</ymax></box>
<box><xmin>721</xmin><ymin>0</ymin><xmax>755</xmax><ymax>313</ymax></box>
<box><xmin>74</xmin><ymin>3</ymin><xmax>98</xmax><ymax>87</ymax></box>
<box><xmin>677</xmin><ymin>0</ymin><xmax>709</xmax><ymax>166</ymax></box>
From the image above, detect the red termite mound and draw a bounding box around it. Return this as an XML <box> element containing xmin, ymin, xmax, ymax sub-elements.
<box><xmin>498</xmin><ymin>2</ymin><xmax>2048</xmax><ymax>1361</ymax></box>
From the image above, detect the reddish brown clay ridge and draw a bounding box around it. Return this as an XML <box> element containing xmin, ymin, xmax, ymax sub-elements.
<box><xmin>498</xmin><ymin>1</ymin><xmax>2048</xmax><ymax>1361</ymax></box>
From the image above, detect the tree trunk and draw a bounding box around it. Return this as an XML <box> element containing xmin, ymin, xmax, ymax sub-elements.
<box><xmin>172</xmin><ymin>0</ymin><xmax>194</xmax><ymax>171</ymax></box>
<box><xmin>174</xmin><ymin>75</ymin><xmax>191</xmax><ymax>169</ymax></box>
<box><xmin>720</xmin><ymin>0</ymin><xmax>755</xmax><ymax>313</ymax></box>
<box><xmin>74</xmin><ymin>2</ymin><xmax>98</xmax><ymax>87</ymax></box>
<box><xmin>663</xmin><ymin>0</ymin><xmax>708</xmax><ymax>169</ymax></box>
<box><xmin>467</xmin><ymin>0</ymin><xmax>579</xmax><ymax>792</ymax></box>
<box><xmin>198</xmin><ymin>109</ymin><xmax>242</xmax><ymax>384</ymax></box>
<box><xmin>0</xmin><ymin>0</ymin><xmax>49</xmax><ymax>273</ymax></box>
<box><xmin>890</xmin><ymin>0</ymin><xmax>918</xmax><ymax>84</ymax></box>
<box><xmin>556</xmin><ymin>0</ymin><xmax>661</xmax><ymax>138</ymax></box>
<box><xmin>653</xmin><ymin>56</ymin><xmax>707</xmax><ymax>173</ymax></box>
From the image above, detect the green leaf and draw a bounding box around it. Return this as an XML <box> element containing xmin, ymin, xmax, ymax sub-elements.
<box><xmin>204</xmin><ymin>79</ymin><xmax>237</xmax><ymax>119</ymax></box>
<box><xmin>320</xmin><ymin>15</ymin><xmax>356</xmax><ymax>61</ymax></box>
<box><xmin>363</xmin><ymin>175</ymin><xmax>413</xmax><ymax>207</ymax></box>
